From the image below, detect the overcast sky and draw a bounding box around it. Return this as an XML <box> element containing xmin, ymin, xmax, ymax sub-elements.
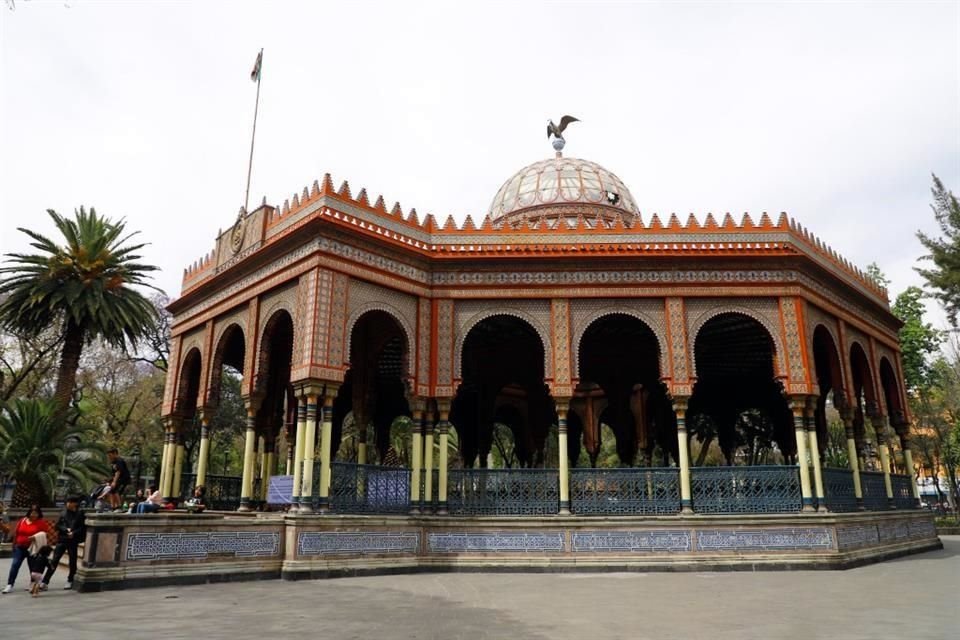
<box><xmin>1</xmin><ymin>1</ymin><xmax>958</xmax><ymax>327</ymax></box>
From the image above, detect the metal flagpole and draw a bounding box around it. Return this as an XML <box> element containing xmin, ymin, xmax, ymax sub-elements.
<box><xmin>244</xmin><ymin>48</ymin><xmax>263</xmax><ymax>213</ymax></box>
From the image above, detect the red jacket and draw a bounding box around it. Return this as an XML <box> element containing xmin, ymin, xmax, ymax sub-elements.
<box><xmin>13</xmin><ymin>517</ymin><xmax>49</xmax><ymax>549</ymax></box>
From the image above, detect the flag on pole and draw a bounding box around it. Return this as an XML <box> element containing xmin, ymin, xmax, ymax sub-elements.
<box><xmin>250</xmin><ymin>50</ymin><xmax>262</xmax><ymax>83</ymax></box>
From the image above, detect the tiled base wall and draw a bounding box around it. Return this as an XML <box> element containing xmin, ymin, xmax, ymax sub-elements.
<box><xmin>75</xmin><ymin>512</ymin><xmax>942</xmax><ymax>591</ymax></box>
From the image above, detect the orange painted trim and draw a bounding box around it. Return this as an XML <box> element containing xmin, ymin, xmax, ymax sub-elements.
<box><xmin>429</xmin><ymin>299</ymin><xmax>439</xmax><ymax>391</ymax></box>
<box><xmin>242</xmin><ymin>297</ymin><xmax>260</xmax><ymax>397</ymax></box>
<box><xmin>199</xmin><ymin>319</ymin><xmax>215</xmax><ymax>409</ymax></box>
<box><xmin>794</xmin><ymin>298</ymin><xmax>812</xmax><ymax>388</ymax></box>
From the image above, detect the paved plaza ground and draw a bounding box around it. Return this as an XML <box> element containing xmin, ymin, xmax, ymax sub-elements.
<box><xmin>1</xmin><ymin>537</ymin><xmax>957</xmax><ymax>639</ymax></box>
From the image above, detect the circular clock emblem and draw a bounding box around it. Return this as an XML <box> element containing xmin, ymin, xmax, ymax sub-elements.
<box><xmin>230</xmin><ymin>216</ymin><xmax>245</xmax><ymax>253</ymax></box>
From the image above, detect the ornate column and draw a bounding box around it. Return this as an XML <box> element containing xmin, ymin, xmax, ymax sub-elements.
<box><xmin>673</xmin><ymin>397</ymin><xmax>693</xmax><ymax>514</ymax></box>
<box><xmin>790</xmin><ymin>396</ymin><xmax>815</xmax><ymax>512</ymax></box>
<box><xmin>260</xmin><ymin>438</ymin><xmax>275</xmax><ymax>504</ymax></box>
<box><xmin>238</xmin><ymin>398</ymin><xmax>259</xmax><ymax>511</ymax></box>
<box><xmin>299</xmin><ymin>389</ymin><xmax>320</xmax><ymax>513</ymax></box>
<box><xmin>555</xmin><ymin>398</ymin><xmax>572</xmax><ymax>515</ymax></box>
<box><xmin>317</xmin><ymin>384</ymin><xmax>339</xmax><ymax>513</ymax></box>
<box><xmin>871</xmin><ymin>411</ymin><xmax>895</xmax><ymax>508</ymax></box>
<box><xmin>159</xmin><ymin>421</ymin><xmax>174</xmax><ymax>500</ymax></box>
<box><xmin>409</xmin><ymin>406</ymin><xmax>424</xmax><ymax>514</ymax></box>
<box><xmin>196</xmin><ymin>415</ymin><xmax>211</xmax><ymax>488</ymax></box>
<box><xmin>171</xmin><ymin>431</ymin><xmax>186</xmax><ymax>500</ymax></box>
<box><xmin>839</xmin><ymin>404</ymin><xmax>864</xmax><ymax>508</ymax></box>
<box><xmin>436</xmin><ymin>401</ymin><xmax>451</xmax><ymax>515</ymax></box>
<box><xmin>898</xmin><ymin>426</ymin><xmax>921</xmax><ymax>504</ymax></box>
<box><xmin>291</xmin><ymin>393</ymin><xmax>307</xmax><ymax>507</ymax></box>
<box><xmin>423</xmin><ymin>408</ymin><xmax>435</xmax><ymax>512</ymax></box>
<box><xmin>357</xmin><ymin>422</ymin><xmax>368</xmax><ymax>466</ymax></box>
<box><xmin>285</xmin><ymin>438</ymin><xmax>294</xmax><ymax>476</ymax></box>
<box><xmin>804</xmin><ymin>399</ymin><xmax>826</xmax><ymax>512</ymax></box>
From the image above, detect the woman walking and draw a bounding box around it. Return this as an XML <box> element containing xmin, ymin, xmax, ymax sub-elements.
<box><xmin>2</xmin><ymin>504</ymin><xmax>50</xmax><ymax>594</ymax></box>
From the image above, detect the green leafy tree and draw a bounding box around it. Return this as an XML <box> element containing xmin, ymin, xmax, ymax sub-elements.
<box><xmin>917</xmin><ymin>174</ymin><xmax>960</xmax><ymax>327</ymax></box>
<box><xmin>0</xmin><ymin>398</ymin><xmax>109</xmax><ymax>507</ymax></box>
<box><xmin>866</xmin><ymin>262</ymin><xmax>891</xmax><ymax>291</ymax></box>
<box><xmin>892</xmin><ymin>286</ymin><xmax>944</xmax><ymax>390</ymax></box>
<box><xmin>0</xmin><ymin>207</ymin><xmax>158</xmax><ymax>415</ymax></box>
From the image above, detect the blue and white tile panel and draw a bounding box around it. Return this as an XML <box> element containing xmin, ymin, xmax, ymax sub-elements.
<box><xmin>572</xmin><ymin>530</ymin><xmax>691</xmax><ymax>553</ymax></box>
<box><xmin>907</xmin><ymin>518</ymin><xmax>936</xmax><ymax>538</ymax></box>
<box><xmin>428</xmin><ymin>532</ymin><xmax>564</xmax><ymax>553</ymax></box>
<box><xmin>836</xmin><ymin>525</ymin><xmax>880</xmax><ymax>550</ymax></box>
<box><xmin>125</xmin><ymin>531</ymin><xmax>280</xmax><ymax>561</ymax></box>
<box><xmin>297</xmin><ymin>531</ymin><xmax>420</xmax><ymax>556</ymax></box>
<box><xmin>837</xmin><ymin>519</ymin><xmax>937</xmax><ymax>551</ymax></box>
<box><xmin>696</xmin><ymin>528</ymin><xmax>833</xmax><ymax>551</ymax></box>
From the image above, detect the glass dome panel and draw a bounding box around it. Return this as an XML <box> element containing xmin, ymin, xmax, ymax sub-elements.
<box><xmin>488</xmin><ymin>156</ymin><xmax>636</xmax><ymax>222</ymax></box>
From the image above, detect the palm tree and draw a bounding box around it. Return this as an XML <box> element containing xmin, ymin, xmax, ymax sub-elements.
<box><xmin>0</xmin><ymin>398</ymin><xmax>109</xmax><ymax>507</ymax></box>
<box><xmin>0</xmin><ymin>207</ymin><xmax>158</xmax><ymax>414</ymax></box>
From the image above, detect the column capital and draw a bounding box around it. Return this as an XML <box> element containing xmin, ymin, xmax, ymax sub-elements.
<box><xmin>409</xmin><ymin>396</ymin><xmax>427</xmax><ymax>415</ymax></box>
<box><xmin>890</xmin><ymin>410</ymin><xmax>909</xmax><ymax>434</ymax></box>
<box><xmin>242</xmin><ymin>393</ymin><xmax>263</xmax><ymax>413</ymax></box>
<box><xmin>671</xmin><ymin>395</ymin><xmax>689</xmax><ymax>414</ymax></box>
<box><xmin>436</xmin><ymin>398</ymin><xmax>452</xmax><ymax>422</ymax></box>
<box><xmin>838</xmin><ymin>404</ymin><xmax>855</xmax><ymax>424</ymax></box>
<box><xmin>322</xmin><ymin>382</ymin><xmax>340</xmax><ymax>402</ymax></box>
<box><xmin>789</xmin><ymin>394</ymin><xmax>813</xmax><ymax>414</ymax></box>
<box><xmin>554</xmin><ymin>396</ymin><xmax>571</xmax><ymax>415</ymax></box>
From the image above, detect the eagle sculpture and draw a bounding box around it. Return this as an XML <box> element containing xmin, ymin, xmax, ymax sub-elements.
<box><xmin>547</xmin><ymin>115</ymin><xmax>579</xmax><ymax>141</ymax></box>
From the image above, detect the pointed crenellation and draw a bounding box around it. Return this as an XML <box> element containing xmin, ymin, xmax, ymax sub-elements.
<box><xmin>685</xmin><ymin>213</ymin><xmax>699</xmax><ymax>230</ymax></box>
<box><xmin>291</xmin><ymin>193</ymin><xmax>300</xmax><ymax>209</ymax></box>
<box><xmin>740</xmin><ymin>213</ymin><xmax>755</xmax><ymax>229</ymax></box>
<box><xmin>667</xmin><ymin>213</ymin><xmax>682</xmax><ymax>230</ymax></box>
<box><xmin>704</xmin><ymin>213</ymin><xmax>719</xmax><ymax>229</ymax></box>
<box><xmin>442</xmin><ymin>214</ymin><xmax>457</xmax><ymax>231</ymax></box>
<box><xmin>758</xmin><ymin>212</ymin><xmax>772</xmax><ymax>228</ymax></box>
<box><xmin>423</xmin><ymin>213</ymin><xmax>439</xmax><ymax>232</ymax></box>
<box><xmin>282</xmin><ymin>199</ymin><xmax>290</xmax><ymax>215</ymax></box>
<box><xmin>320</xmin><ymin>173</ymin><xmax>335</xmax><ymax>195</ymax></box>
<box><xmin>776</xmin><ymin>212</ymin><xmax>789</xmax><ymax>228</ymax></box>
<box><xmin>337</xmin><ymin>180</ymin><xmax>351</xmax><ymax>199</ymax></box>
<box><xmin>721</xmin><ymin>213</ymin><xmax>736</xmax><ymax>229</ymax></box>
<box><xmin>479</xmin><ymin>214</ymin><xmax>494</xmax><ymax>231</ymax></box>
<box><xmin>649</xmin><ymin>213</ymin><xmax>664</xmax><ymax>230</ymax></box>
<box><xmin>355</xmin><ymin>188</ymin><xmax>370</xmax><ymax>207</ymax></box>
<box><xmin>311</xmin><ymin>180</ymin><xmax>320</xmax><ymax>198</ymax></box>
<box><xmin>407</xmin><ymin>208</ymin><xmax>420</xmax><ymax>226</ymax></box>
<box><xmin>391</xmin><ymin>202</ymin><xmax>403</xmax><ymax>218</ymax></box>
<box><xmin>462</xmin><ymin>214</ymin><xmax>476</xmax><ymax>231</ymax></box>
<box><xmin>373</xmin><ymin>195</ymin><xmax>387</xmax><ymax>213</ymax></box>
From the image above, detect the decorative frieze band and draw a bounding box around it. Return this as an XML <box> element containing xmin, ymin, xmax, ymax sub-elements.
<box><xmin>125</xmin><ymin>531</ymin><xmax>280</xmax><ymax>561</ymax></box>
<box><xmin>297</xmin><ymin>531</ymin><xmax>420</xmax><ymax>556</ymax></box>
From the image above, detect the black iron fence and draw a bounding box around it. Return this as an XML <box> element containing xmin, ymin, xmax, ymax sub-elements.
<box><xmin>170</xmin><ymin>464</ymin><xmax>910</xmax><ymax>516</ymax></box>
<box><xmin>821</xmin><ymin>468</ymin><xmax>858</xmax><ymax>513</ymax></box>
<box><xmin>690</xmin><ymin>466</ymin><xmax>802</xmax><ymax>514</ymax></box>
<box><xmin>447</xmin><ymin>468</ymin><xmax>559</xmax><ymax>516</ymax></box>
<box><xmin>860</xmin><ymin>471</ymin><xmax>889</xmax><ymax>511</ymax></box>
<box><xmin>417</xmin><ymin>468</ymin><xmax>440</xmax><ymax>511</ymax></box>
<box><xmin>570</xmin><ymin>467</ymin><xmax>681</xmax><ymax>515</ymax></box>
<box><xmin>327</xmin><ymin>462</ymin><xmax>410</xmax><ymax>514</ymax></box>
<box><xmin>179</xmin><ymin>473</ymin><xmax>242</xmax><ymax>511</ymax></box>
<box><xmin>890</xmin><ymin>474</ymin><xmax>917</xmax><ymax>510</ymax></box>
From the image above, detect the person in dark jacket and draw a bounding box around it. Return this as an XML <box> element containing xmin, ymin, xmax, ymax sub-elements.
<box><xmin>41</xmin><ymin>495</ymin><xmax>86</xmax><ymax>590</ymax></box>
